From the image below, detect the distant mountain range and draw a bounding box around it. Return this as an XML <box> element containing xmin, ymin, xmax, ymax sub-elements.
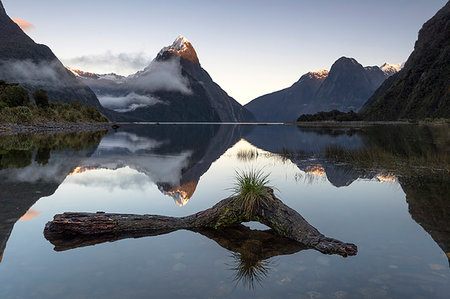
<box><xmin>245</xmin><ymin>57</ymin><xmax>401</xmax><ymax>122</ymax></box>
<box><xmin>68</xmin><ymin>36</ymin><xmax>254</xmax><ymax>122</ymax></box>
<box><xmin>361</xmin><ymin>1</ymin><xmax>450</xmax><ymax>120</ymax></box>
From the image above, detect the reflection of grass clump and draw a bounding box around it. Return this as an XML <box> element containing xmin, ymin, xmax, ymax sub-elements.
<box><xmin>231</xmin><ymin>169</ymin><xmax>274</xmax><ymax>217</ymax></box>
<box><xmin>236</xmin><ymin>149</ymin><xmax>258</xmax><ymax>161</ymax></box>
<box><xmin>230</xmin><ymin>252</ymin><xmax>271</xmax><ymax>290</ymax></box>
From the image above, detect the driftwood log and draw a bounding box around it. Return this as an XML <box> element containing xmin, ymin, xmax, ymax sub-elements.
<box><xmin>44</xmin><ymin>189</ymin><xmax>357</xmax><ymax>257</ymax></box>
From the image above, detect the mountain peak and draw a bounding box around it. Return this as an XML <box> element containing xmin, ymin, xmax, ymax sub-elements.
<box><xmin>171</xmin><ymin>35</ymin><xmax>189</xmax><ymax>50</ymax></box>
<box><xmin>157</xmin><ymin>35</ymin><xmax>199</xmax><ymax>64</ymax></box>
<box><xmin>380</xmin><ymin>62</ymin><xmax>404</xmax><ymax>76</ymax></box>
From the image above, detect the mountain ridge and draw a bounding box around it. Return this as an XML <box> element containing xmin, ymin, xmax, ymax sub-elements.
<box><xmin>245</xmin><ymin>57</ymin><xmax>394</xmax><ymax>122</ymax></box>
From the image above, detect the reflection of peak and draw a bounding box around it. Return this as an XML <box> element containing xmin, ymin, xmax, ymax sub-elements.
<box><xmin>161</xmin><ymin>180</ymin><xmax>199</xmax><ymax>206</ymax></box>
<box><xmin>157</xmin><ymin>35</ymin><xmax>200</xmax><ymax>64</ymax></box>
<box><xmin>376</xmin><ymin>173</ymin><xmax>397</xmax><ymax>183</ymax></box>
<box><xmin>305</xmin><ymin>164</ymin><xmax>326</xmax><ymax>176</ymax></box>
<box><xmin>67</xmin><ymin>166</ymin><xmax>98</xmax><ymax>176</ymax></box>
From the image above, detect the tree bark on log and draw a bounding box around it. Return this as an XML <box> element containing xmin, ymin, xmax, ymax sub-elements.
<box><xmin>44</xmin><ymin>189</ymin><xmax>357</xmax><ymax>257</ymax></box>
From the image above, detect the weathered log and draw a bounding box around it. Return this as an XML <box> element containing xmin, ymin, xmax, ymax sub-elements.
<box><xmin>44</xmin><ymin>190</ymin><xmax>357</xmax><ymax>257</ymax></box>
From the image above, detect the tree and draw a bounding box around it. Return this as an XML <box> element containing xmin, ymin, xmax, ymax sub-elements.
<box><xmin>1</xmin><ymin>85</ymin><xmax>30</xmax><ymax>107</ymax></box>
<box><xmin>32</xmin><ymin>89</ymin><xmax>49</xmax><ymax>108</ymax></box>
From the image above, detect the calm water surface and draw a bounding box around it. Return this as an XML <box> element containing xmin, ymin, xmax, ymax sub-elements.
<box><xmin>0</xmin><ymin>124</ymin><xmax>448</xmax><ymax>298</ymax></box>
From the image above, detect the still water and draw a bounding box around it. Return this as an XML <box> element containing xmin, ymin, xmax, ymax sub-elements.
<box><xmin>0</xmin><ymin>124</ymin><xmax>448</xmax><ymax>298</ymax></box>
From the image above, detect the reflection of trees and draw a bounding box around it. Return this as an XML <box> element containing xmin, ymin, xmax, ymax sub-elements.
<box><xmin>0</xmin><ymin>131</ymin><xmax>107</xmax><ymax>170</ymax></box>
<box><xmin>0</xmin><ymin>131</ymin><xmax>107</xmax><ymax>264</ymax></box>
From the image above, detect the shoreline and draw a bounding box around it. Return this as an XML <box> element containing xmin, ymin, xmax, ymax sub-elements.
<box><xmin>0</xmin><ymin>122</ymin><xmax>113</xmax><ymax>135</ymax></box>
<box><xmin>1</xmin><ymin>120</ymin><xmax>448</xmax><ymax>135</ymax></box>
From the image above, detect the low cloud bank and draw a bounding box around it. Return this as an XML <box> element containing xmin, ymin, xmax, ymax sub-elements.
<box><xmin>131</xmin><ymin>58</ymin><xmax>192</xmax><ymax>95</ymax></box>
<box><xmin>98</xmin><ymin>92</ymin><xmax>163</xmax><ymax>112</ymax></box>
<box><xmin>0</xmin><ymin>59</ymin><xmax>66</xmax><ymax>87</ymax></box>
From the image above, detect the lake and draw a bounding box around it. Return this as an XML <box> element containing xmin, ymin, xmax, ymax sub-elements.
<box><xmin>0</xmin><ymin>124</ymin><xmax>448</xmax><ymax>298</ymax></box>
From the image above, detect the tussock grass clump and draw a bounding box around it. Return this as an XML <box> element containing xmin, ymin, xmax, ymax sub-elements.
<box><xmin>231</xmin><ymin>169</ymin><xmax>274</xmax><ymax>217</ymax></box>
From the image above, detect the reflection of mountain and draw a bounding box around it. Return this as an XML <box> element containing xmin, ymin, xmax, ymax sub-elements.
<box><xmin>0</xmin><ymin>132</ymin><xmax>105</xmax><ymax>262</ymax></box>
<box><xmin>247</xmin><ymin>124</ymin><xmax>449</xmax><ymax>262</ymax></box>
<box><xmin>401</xmin><ymin>174</ymin><xmax>450</xmax><ymax>264</ymax></box>
<box><xmin>82</xmin><ymin>124</ymin><xmax>248</xmax><ymax>205</ymax></box>
<box><xmin>244</xmin><ymin>125</ymin><xmax>369</xmax><ymax>187</ymax></box>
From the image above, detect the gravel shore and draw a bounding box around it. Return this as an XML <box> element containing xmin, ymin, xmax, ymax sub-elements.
<box><xmin>0</xmin><ymin>122</ymin><xmax>113</xmax><ymax>135</ymax></box>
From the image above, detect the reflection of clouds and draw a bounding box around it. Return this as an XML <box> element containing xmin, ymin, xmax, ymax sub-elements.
<box><xmin>0</xmin><ymin>151</ymin><xmax>90</xmax><ymax>183</ymax></box>
<box><xmin>19</xmin><ymin>208</ymin><xmax>41</xmax><ymax>221</ymax></box>
<box><xmin>65</xmin><ymin>167</ymin><xmax>152</xmax><ymax>191</ymax></box>
<box><xmin>88</xmin><ymin>131</ymin><xmax>192</xmax><ymax>186</ymax></box>
<box><xmin>97</xmin><ymin>132</ymin><xmax>165</xmax><ymax>153</ymax></box>
<box><xmin>83</xmin><ymin>151</ymin><xmax>192</xmax><ymax>187</ymax></box>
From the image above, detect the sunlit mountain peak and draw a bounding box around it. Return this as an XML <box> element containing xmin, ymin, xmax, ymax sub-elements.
<box><xmin>308</xmin><ymin>70</ymin><xmax>329</xmax><ymax>80</ymax></box>
<box><xmin>157</xmin><ymin>35</ymin><xmax>200</xmax><ymax>64</ymax></box>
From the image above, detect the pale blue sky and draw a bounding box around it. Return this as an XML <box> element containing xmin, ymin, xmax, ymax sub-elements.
<box><xmin>2</xmin><ymin>0</ymin><xmax>447</xmax><ymax>104</ymax></box>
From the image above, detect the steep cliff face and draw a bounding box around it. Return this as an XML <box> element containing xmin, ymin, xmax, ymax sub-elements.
<box><xmin>307</xmin><ymin>57</ymin><xmax>386</xmax><ymax>114</ymax></box>
<box><xmin>361</xmin><ymin>2</ymin><xmax>450</xmax><ymax>120</ymax></box>
<box><xmin>0</xmin><ymin>0</ymin><xmax>103</xmax><ymax>109</ymax></box>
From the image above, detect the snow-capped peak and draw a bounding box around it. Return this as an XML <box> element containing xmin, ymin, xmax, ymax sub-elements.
<box><xmin>171</xmin><ymin>35</ymin><xmax>189</xmax><ymax>51</ymax></box>
<box><xmin>380</xmin><ymin>62</ymin><xmax>404</xmax><ymax>77</ymax></box>
<box><xmin>158</xmin><ymin>35</ymin><xmax>190</xmax><ymax>55</ymax></box>
<box><xmin>157</xmin><ymin>35</ymin><xmax>200</xmax><ymax>64</ymax></box>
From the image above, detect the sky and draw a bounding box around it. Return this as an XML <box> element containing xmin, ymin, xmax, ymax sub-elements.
<box><xmin>2</xmin><ymin>0</ymin><xmax>447</xmax><ymax>105</ymax></box>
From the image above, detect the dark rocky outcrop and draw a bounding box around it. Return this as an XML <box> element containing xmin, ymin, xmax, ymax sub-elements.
<box><xmin>361</xmin><ymin>2</ymin><xmax>450</xmax><ymax>120</ymax></box>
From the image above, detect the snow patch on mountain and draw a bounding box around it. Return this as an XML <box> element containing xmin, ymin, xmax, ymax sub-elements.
<box><xmin>380</xmin><ymin>62</ymin><xmax>404</xmax><ymax>77</ymax></box>
<box><xmin>308</xmin><ymin>70</ymin><xmax>329</xmax><ymax>80</ymax></box>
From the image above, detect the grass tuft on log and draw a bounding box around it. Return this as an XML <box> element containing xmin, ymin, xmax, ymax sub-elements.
<box><xmin>231</xmin><ymin>168</ymin><xmax>275</xmax><ymax>218</ymax></box>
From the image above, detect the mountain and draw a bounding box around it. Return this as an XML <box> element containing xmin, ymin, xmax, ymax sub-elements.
<box><xmin>361</xmin><ymin>2</ymin><xmax>450</xmax><ymax>120</ymax></box>
<box><xmin>0</xmin><ymin>1</ymin><xmax>103</xmax><ymax>109</ymax></box>
<box><xmin>71</xmin><ymin>36</ymin><xmax>254</xmax><ymax>122</ymax></box>
<box><xmin>245</xmin><ymin>57</ymin><xmax>391</xmax><ymax>122</ymax></box>
<box><xmin>304</xmin><ymin>57</ymin><xmax>387</xmax><ymax>114</ymax></box>
<box><xmin>244</xmin><ymin>71</ymin><xmax>327</xmax><ymax>122</ymax></box>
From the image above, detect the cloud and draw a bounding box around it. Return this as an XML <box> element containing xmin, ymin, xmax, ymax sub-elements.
<box><xmin>11</xmin><ymin>18</ymin><xmax>35</xmax><ymax>32</ymax></box>
<box><xmin>0</xmin><ymin>59</ymin><xmax>66</xmax><ymax>87</ymax></box>
<box><xmin>98</xmin><ymin>92</ymin><xmax>163</xmax><ymax>112</ymax></box>
<box><xmin>131</xmin><ymin>58</ymin><xmax>192</xmax><ymax>94</ymax></box>
<box><xmin>64</xmin><ymin>51</ymin><xmax>151</xmax><ymax>75</ymax></box>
